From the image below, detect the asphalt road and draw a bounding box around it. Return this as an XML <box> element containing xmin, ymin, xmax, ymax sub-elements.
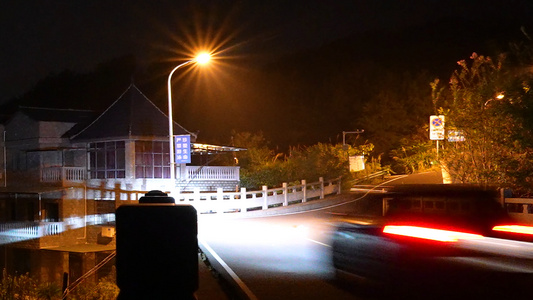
<box><xmin>196</xmin><ymin>173</ymin><xmax>431</xmax><ymax>299</ymax></box>
<box><xmin>199</xmin><ymin>201</ymin><xmax>360</xmax><ymax>299</ymax></box>
<box><xmin>197</xmin><ymin>172</ymin><xmax>533</xmax><ymax>299</ymax></box>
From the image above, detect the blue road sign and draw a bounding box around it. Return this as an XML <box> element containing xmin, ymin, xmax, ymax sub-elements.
<box><xmin>174</xmin><ymin>135</ymin><xmax>191</xmax><ymax>163</ymax></box>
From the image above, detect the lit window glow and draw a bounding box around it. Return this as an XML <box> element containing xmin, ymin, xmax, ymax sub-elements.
<box><xmin>383</xmin><ymin>225</ymin><xmax>484</xmax><ymax>242</ymax></box>
<box><xmin>493</xmin><ymin>225</ymin><xmax>533</xmax><ymax>235</ymax></box>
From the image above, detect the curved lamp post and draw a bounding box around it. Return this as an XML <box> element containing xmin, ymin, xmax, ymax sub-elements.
<box><xmin>168</xmin><ymin>53</ymin><xmax>211</xmax><ymax>181</ymax></box>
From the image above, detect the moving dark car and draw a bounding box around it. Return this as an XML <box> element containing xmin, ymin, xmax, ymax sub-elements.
<box><xmin>331</xmin><ymin>184</ymin><xmax>533</xmax><ymax>299</ymax></box>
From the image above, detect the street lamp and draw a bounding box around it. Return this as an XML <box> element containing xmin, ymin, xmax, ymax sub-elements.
<box><xmin>484</xmin><ymin>93</ymin><xmax>505</xmax><ymax>107</ymax></box>
<box><xmin>168</xmin><ymin>53</ymin><xmax>211</xmax><ymax>182</ymax></box>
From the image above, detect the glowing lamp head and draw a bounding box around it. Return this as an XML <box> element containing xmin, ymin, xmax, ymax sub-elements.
<box><xmin>195</xmin><ymin>53</ymin><xmax>211</xmax><ymax>65</ymax></box>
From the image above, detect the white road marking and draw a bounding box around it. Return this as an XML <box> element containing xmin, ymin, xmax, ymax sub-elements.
<box><xmin>197</xmin><ymin>175</ymin><xmax>412</xmax><ymax>298</ymax></box>
<box><xmin>307</xmin><ymin>238</ymin><xmax>331</xmax><ymax>247</ymax></box>
<box><xmin>199</xmin><ymin>238</ymin><xmax>259</xmax><ymax>300</ymax></box>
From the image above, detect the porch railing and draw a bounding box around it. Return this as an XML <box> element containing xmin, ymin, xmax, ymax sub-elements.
<box><xmin>42</xmin><ymin>166</ymin><xmax>239</xmax><ymax>183</ymax></box>
<box><xmin>41</xmin><ymin>167</ymin><xmax>85</xmax><ymax>182</ymax></box>
<box><xmin>183</xmin><ymin>166</ymin><xmax>239</xmax><ymax>181</ymax></box>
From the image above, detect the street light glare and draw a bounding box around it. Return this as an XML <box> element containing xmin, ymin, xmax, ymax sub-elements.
<box><xmin>195</xmin><ymin>53</ymin><xmax>211</xmax><ymax>65</ymax></box>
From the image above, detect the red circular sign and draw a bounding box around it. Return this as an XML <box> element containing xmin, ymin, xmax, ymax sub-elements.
<box><xmin>432</xmin><ymin>118</ymin><xmax>443</xmax><ymax>127</ymax></box>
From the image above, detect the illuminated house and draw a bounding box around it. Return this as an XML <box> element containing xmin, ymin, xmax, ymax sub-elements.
<box><xmin>0</xmin><ymin>84</ymin><xmax>241</xmax><ymax>284</ymax></box>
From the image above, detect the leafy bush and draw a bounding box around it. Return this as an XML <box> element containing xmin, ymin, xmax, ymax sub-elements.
<box><xmin>37</xmin><ymin>282</ymin><xmax>62</xmax><ymax>300</ymax></box>
<box><xmin>232</xmin><ymin>131</ymin><xmax>376</xmax><ymax>190</ymax></box>
<box><xmin>390</xmin><ymin>138</ymin><xmax>436</xmax><ymax>174</ymax></box>
<box><xmin>68</xmin><ymin>273</ymin><xmax>119</xmax><ymax>300</ymax></box>
<box><xmin>1</xmin><ymin>270</ymin><xmax>39</xmax><ymax>299</ymax></box>
<box><xmin>0</xmin><ymin>269</ymin><xmax>118</xmax><ymax>300</ymax></box>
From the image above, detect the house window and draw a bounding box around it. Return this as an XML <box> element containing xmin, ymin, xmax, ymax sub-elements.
<box><xmin>44</xmin><ymin>202</ymin><xmax>59</xmax><ymax>222</ymax></box>
<box><xmin>135</xmin><ymin>141</ymin><xmax>170</xmax><ymax>179</ymax></box>
<box><xmin>88</xmin><ymin>141</ymin><xmax>125</xmax><ymax>179</ymax></box>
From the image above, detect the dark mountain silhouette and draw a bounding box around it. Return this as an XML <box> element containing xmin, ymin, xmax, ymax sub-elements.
<box><xmin>2</xmin><ymin>16</ymin><xmax>530</xmax><ymax>153</ymax></box>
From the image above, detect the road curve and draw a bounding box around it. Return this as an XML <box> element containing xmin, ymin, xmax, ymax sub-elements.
<box><xmin>198</xmin><ymin>171</ymin><xmax>445</xmax><ymax>299</ymax></box>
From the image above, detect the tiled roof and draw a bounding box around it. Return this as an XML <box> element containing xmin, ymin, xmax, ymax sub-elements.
<box><xmin>71</xmin><ymin>84</ymin><xmax>195</xmax><ymax>141</ymax></box>
<box><xmin>13</xmin><ymin>107</ymin><xmax>97</xmax><ymax>138</ymax></box>
<box><xmin>20</xmin><ymin>106</ymin><xmax>96</xmax><ymax>123</ymax></box>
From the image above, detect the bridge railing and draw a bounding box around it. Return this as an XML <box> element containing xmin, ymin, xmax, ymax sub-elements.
<box><xmin>504</xmin><ymin>197</ymin><xmax>533</xmax><ymax>224</ymax></box>
<box><xmin>174</xmin><ymin>177</ymin><xmax>341</xmax><ymax>213</ymax></box>
<box><xmin>350</xmin><ymin>170</ymin><xmax>389</xmax><ymax>186</ymax></box>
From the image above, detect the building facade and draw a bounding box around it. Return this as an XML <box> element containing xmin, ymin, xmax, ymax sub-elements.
<box><xmin>0</xmin><ymin>84</ymin><xmax>241</xmax><ymax>285</ymax></box>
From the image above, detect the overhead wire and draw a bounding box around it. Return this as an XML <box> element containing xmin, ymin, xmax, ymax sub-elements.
<box><xmin>61</xmin><ymin>250</ymin><xmax>117</xmax><ymax>299</ymax></box>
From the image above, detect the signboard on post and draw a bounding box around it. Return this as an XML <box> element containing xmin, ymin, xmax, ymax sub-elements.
<box><xmin>429</xmin><ymin>115</ymin><xmax>445</xmax><ymax>140</ymax></box>
<box><xmin>349</xmin><ymin>155</ymin><xmax>365</xmax><ymax>172</ymax></box>
<box><xmin>174</xmin><ymin>135</ymin><xmax>191</xmax><ymax>164</ymax></box>
<box><xmin>447</xmin><ymin>129</ymin><xmax>465</xmax><ymax>142</ymax></box>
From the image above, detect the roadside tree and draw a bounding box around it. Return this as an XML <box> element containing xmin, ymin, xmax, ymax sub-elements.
<box><xmin>439</xmin><ymin>49</ymin><xmax>533</xmax><ymax>194</ymax></box>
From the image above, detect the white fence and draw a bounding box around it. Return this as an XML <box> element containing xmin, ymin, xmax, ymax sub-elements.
<box><xmin>0</xmin><ymin>178</ymin><xmax>339</xmax><ymax>244</ymax></box>
<box><xmin>0</xmin><ymin>214</ymin><xmax>117</xmax><ymax>245</ymax></box>
<box><xmin>174</xmin><ymin>177</ymin><xmax>341</xmax><ymax>213</ymax></box>
<box><xmin>0</xmin><ymin>221</ymin><xmax>64</xmax><ymax>239</ymax></box>
<box><xmin>0</xmin><ymin>213</ymin><xmax>116</xmax><ymax>239</ymax></box>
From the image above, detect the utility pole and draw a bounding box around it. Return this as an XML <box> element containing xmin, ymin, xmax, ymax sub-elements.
<box><xmin>342</xmin><ymin>130</ymin><xmax>365</xmax><ymax>172</ymax></box>
<box><xmin>342</xmin><ymin>130</ymin><xmax>365</xmax><ymax>150</ymax></box>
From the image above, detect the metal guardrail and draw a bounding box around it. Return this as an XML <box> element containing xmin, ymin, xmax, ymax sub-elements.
<box><xmin>351</xmin><ymin>170</ymin><xmax>389</xmax><ymax>185</ymax></box>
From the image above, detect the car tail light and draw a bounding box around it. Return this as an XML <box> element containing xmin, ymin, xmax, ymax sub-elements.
<box><xmin>383</xmin><ymin>225</ymin><xmax>484</xmax><ymax>242</ymax></box>
<box><xmin>492</xmin><ymin>225</ymin><xmax>533</xmax><ymax>235</ymax></box>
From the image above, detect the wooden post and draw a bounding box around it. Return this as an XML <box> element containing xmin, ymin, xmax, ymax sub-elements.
<box><xmin>62</xmin><ymin>272</ymin><xmax>69</xmax><ymax>297</ymax></box>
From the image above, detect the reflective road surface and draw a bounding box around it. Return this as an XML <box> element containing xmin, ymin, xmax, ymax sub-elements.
<box><xmin>198</xmin><ymin>174</ymin><xmax>533</xmax><ymax>300</ymax></box>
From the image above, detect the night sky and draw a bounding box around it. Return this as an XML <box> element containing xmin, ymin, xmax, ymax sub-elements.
<box><xmin>2</xmin><ymin>0</ymin><xmax>532</xmax><ymax>104</ymax></box>
<box><xmin>2</xmin><ymin>0</ymin><xmax>533</xmax><ymax>151</ymax></box>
